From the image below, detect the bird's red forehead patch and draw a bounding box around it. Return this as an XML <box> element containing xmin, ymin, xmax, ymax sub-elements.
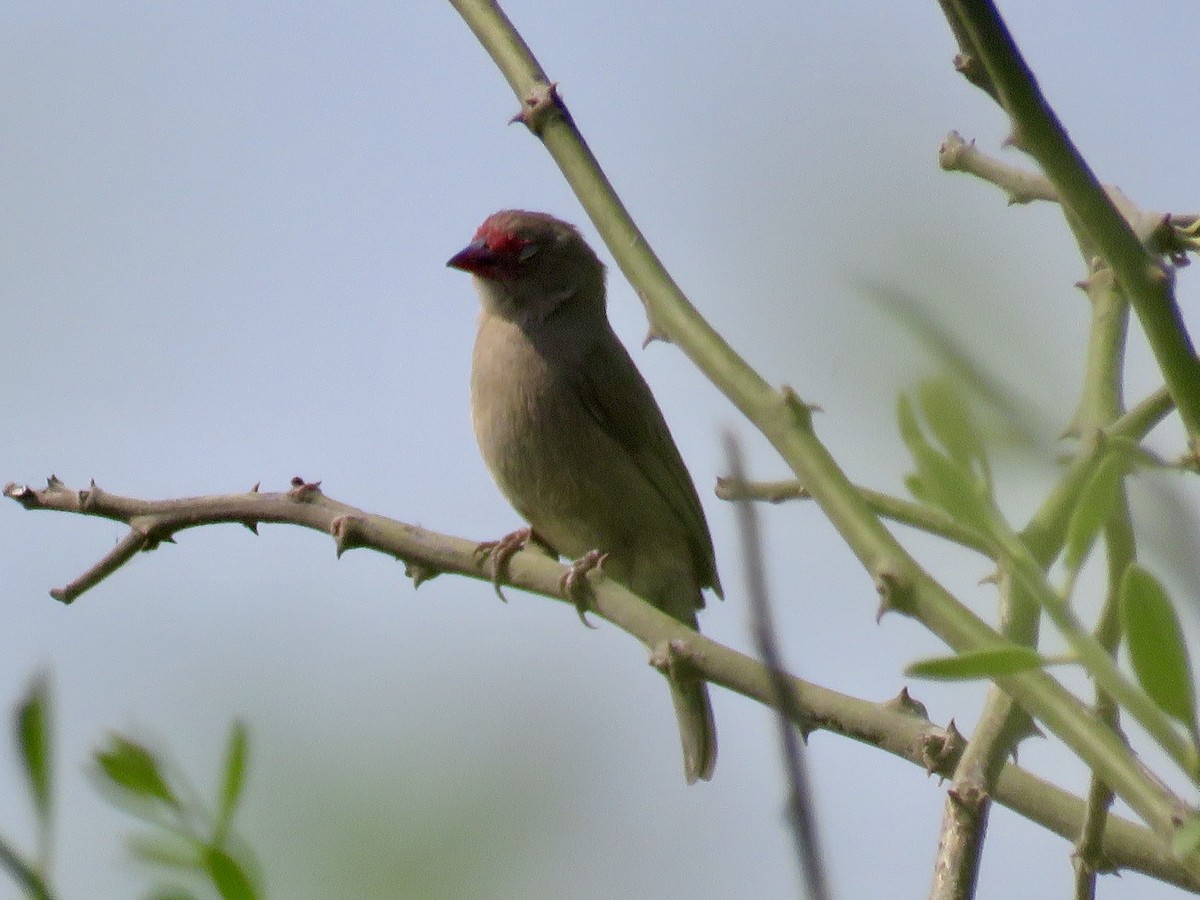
<box><xmin>474</xmin><ymin>217</ymin><xmax>531</xmax><ymax>255</ymax></box>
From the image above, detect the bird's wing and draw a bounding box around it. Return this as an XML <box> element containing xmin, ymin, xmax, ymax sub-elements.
<box><xmin>571</xmin><ymin>331</ymin><xmax>722</xmax><ymax>599</ymax></box>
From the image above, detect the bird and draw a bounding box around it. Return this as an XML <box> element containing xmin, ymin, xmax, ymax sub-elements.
<box><xmin>447</xmin><ymin>209</ymin><xmax>722</xmax><ymax>783</ymax></box>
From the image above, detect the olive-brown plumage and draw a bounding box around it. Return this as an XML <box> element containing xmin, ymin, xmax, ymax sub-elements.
<box><xmin>448</xmin><ymin>210</ymin><xmax>721</xmax><ymax>783</ymax></box>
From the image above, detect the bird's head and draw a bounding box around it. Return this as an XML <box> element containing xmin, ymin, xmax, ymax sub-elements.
<box><xmin>448</xmin><ymin>210</ymin><xmax>606</xmax><ymax>323</ymax></box>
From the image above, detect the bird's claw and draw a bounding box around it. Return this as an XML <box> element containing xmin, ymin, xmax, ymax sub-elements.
<box><xmin>476</xmin><ymin>527</ymin><xmax>532</xmax><ymax>602</ymax></box>
<box><xmin>560</xmin><ymin>550</ymin><xmax>607</xmax><ymax>628</ymax></box>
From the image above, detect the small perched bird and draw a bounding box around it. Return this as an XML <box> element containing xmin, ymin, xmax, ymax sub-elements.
<box><xmin>447</xmin><ymin>210</ymin><xmax>722</xmax><ymax>783</ymax></box>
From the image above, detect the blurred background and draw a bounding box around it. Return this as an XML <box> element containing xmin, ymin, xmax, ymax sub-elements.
<box><xmin>3</xmin><ymin>2</ymin><xmax>1199</xmax><ymax>897</ymax></box>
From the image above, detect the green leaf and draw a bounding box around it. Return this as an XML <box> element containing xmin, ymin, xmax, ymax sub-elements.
<box><xmin>94</xmin><ymin>735</ymin><xmax>179</xmax><ymax>808</ymax></box>
<box><xmin>913</xmin><ymin>441</ymin><xmax>991</xmax><ymax>530</ymax></box>
<box><xmin>15</xmin><ymin>672</ymin><xmax>53</xmax><ymax>824</ymax></box>
<box><xmin>898</xmin><ymin>393</ymin><xmax>992</xmax><ymax>530</ymax></box>
<box><xmin>917</xmin><ymin>377</ymin><xmax>986</xmax><ymax>474</ymax></box>
<box><xmin>1064</xmin><ymin>452</ymin><xmax>1124</xmax><ymax>574</ymax></box>
<box><xmin>205</xmin><ymin>845</ymin><xmax>257</xmax><ymax>900</ymax></box>
<box><xmin>902</xmin><ymin>473</ymin><xmax>928</xmax><ymax>503</ymax></box>
<box><xmin>1120</xmin><ymin>564</ymin><xmax>1198</xmax><ymax>731</ymax></box>
<box><xmin>896</xmin><ymin>394</ymin><xmax>923</xmax><ymax>455</ymax></box>
<box><xmin>906</xmin><ymin>647</ymin><xmax>1044</xmax><ymax>680</ymax></box>
<box><xmin>215</xmin><ymin>721</ymin><xmax>249</xmax><ymax>841</ymax></box>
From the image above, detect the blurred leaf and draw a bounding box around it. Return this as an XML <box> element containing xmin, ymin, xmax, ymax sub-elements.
<box><xmin>858</xmin><ymin>280</ymin><xmax>1048</xmax><ymax>449</ymax></box>
<box><xmin>145</xmin><ymin>888</ymin><xmax>202</xmax><ymax>900</ymax></box>
<box><xmin>1064</xmin><ymin>452</ymin><xmax>1124</xmax><ymax>574</ymax></box>
<box><xmin>902</xmin><ymin>473</ymin><xmax>928</xmax><ymax>503</ymax></box>
<box><xmin>127</xmin><ymin>833</ymin><xmax>203</xmax><ymax>870</ymax></box>
<box><xmin>1120</xmin><ymin>565</ymin><xmax>1197</xmax><ymax>732</ymax></box>
<box><xmin>917</xmin><ymin>377</ymin><xmax>988</xmax><ymax>479</ymax></box>
<box><xmin>215</xmin><ymin>721</ymin><xmax>249</xmax><ymax>841</ymax></box>
<box><xmin>898</xmin><ymin>394</ymin><xmax>992</xmax><ymax>531</ymax></box>
<box><xmin>15</xmin><ymin>672</ymin><xmax>53</xmax><ymax>825</ymax></box>
<box><xmin>204</xmin><ymin>845</ymin><xmax>257</xmax><ymax>900</ymax></box>
<box><xmin>907</xmin><ymin>647</ymin><xmax>1044</xmax><ymax>680</ymax></box>
<box><xmin>95</xmin><ymin>735</ymin><xmax>179</xmax><ymax>809</ymax></box>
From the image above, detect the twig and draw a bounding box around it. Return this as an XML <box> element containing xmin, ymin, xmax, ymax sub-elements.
<box><xmin>725</xmin><ymin>435</ymin><xmax>829</xmax><ymax>900</ymax></box>
<box><xmin>0</xmin><ymin>835</ymin><xmax>55</xmax><ymax>900</ymax></box>
<box><xmin>929</xmin><ymin>565</ymin><xmax>1040</xmax><ymax>900</ymax></box>
<box><xmin>939</xmin><ymin>131</ymin><xmax>1195</xmax><ymax>265</ymax></box>
<box><xmin>715</xmin><ymin>476</ymin><xmax>993</xmax><ymax>557</ymax></box>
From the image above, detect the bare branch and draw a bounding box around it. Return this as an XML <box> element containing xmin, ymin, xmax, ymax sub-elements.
<box><xmin>715</xmin><ymin>475</ymin><xmax>993</xmax><ymax>557</ymax></box>
<box><xmin>6</xmin><ymin>473</ymin><xmax>1199</xmax><ymax>889</ymax></box>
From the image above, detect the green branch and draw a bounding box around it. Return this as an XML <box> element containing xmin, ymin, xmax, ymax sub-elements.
<box><xmin>942</xmin><ymin>0</ymin><xmax>1200</xmax><ymax>444</ymax></box>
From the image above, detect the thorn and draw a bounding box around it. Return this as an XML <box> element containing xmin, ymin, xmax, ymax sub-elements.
<box><xmin>884</xmin><ymin>686</ymin><xmax>930</xmax><ymax>720</ymax></box>
<box><xmin>406</xmin><ymin>562</ymin><xmax>441</xmax><ymax>588</ymax></box>
<box><xmin>642</xmin><ymin>325</ymin><xmax>669</xmax><ymax>348</ymax></box>
<box><xmin>241</xmin><ymin>520</ymin><xmax>259</xmax><ymax>535</ymax></box>
<box><xmin>250</xmin><ymin>481</ymin><xmax>260</xmax><ymax>493</ymax></box>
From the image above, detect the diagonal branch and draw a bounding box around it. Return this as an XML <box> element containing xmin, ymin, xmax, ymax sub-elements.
<box><xmin>938</xmin><ymin>0</ymin><xmax>1200</xmax><ymax>445</ymax></box>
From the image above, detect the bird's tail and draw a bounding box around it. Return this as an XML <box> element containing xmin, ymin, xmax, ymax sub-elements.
<box><xmin>670</xmin><ymin>676</ymin><xmax>717</xmax><ymax>784</ymax></box>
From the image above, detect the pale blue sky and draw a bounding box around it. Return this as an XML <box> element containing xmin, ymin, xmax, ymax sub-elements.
<box><xmin>4</xmin><ymin>3</ymin><xmax>1199</xmax><ymax>898</ymax></box>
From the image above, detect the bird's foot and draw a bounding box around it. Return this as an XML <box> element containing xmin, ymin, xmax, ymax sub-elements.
<box><xmin>560</xmin><ymin>549</ymin><xmax>608</xmax><ymax>628</ymax></box>
<box><xmin>476</xmin><ymin>527</ymin><xmax>532</xmax><ymax>602</ymax></box>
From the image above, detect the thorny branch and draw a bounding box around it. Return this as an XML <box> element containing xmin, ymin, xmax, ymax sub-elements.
<box><xmin>4</xmin><ymin>474</ymin><xmax>1199</xmax><ymax>891</ymax></box>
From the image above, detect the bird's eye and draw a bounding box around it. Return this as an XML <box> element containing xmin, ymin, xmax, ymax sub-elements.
<box><xmin>518</xmin><ymin>243</ymin><xmax>540</xmax><ymax>263</ymax></box>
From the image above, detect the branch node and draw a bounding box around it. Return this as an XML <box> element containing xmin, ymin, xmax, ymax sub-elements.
<box><xmin>330</xmin><ymin>514</ymin><xmax>369</xmax><ymax>557</ymax></box>
<box><xmin>874</xmin><ymin>566</ymin><xmax>915</xmax><ymax>619</ymax></box>
<box><xmin>648</xmin><ymin>637</ymin><xmax>701</xmax><ymax>683</ymax></box>
<box><xmin>948</xmin><ymin>780</ymin><xmax>989</xmax><ymax>810</ymax></box>
<box><xmin>288</xmin><ymin>476</ymin><xmax>323</xmax><ymax>501</ymax></box>
<box><xmin>920</xmin><ymin>720</ymin><xmax>966</xmax><ymax>777</ymax></box>
<box><xmin>509</xmin><ymin>81</ymin><xmax>568</xmax><ymax>136</ymax></box>
<box><xmin>780</xmin><ymin>384</ymin><xmax>820</xmax><ymax>425</ymax></box>
<box><xmin>4</xmin><ymin>482</ymin><xmax>38</xmax><ymax>509</ymax></box>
